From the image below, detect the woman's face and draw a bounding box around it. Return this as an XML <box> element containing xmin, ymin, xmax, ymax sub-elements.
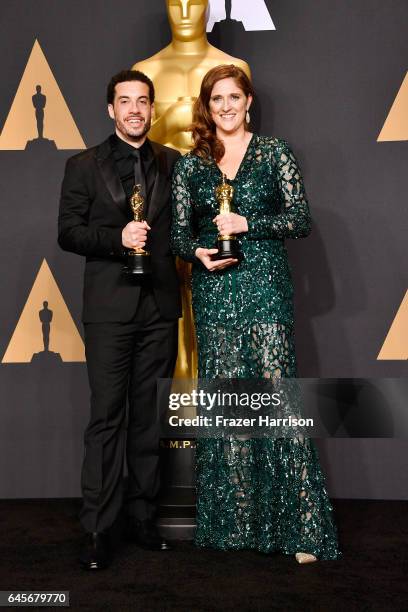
<box><xmin>209</xmin><ymin>77</ymin><xmax>252</xmax><ymax>135</ymax></box>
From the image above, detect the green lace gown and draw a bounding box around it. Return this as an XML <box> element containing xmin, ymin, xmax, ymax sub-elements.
<box><xmin>171</xmin><ymin>135</ymin><xmax>341</xmax><ymax>560</ymax></box>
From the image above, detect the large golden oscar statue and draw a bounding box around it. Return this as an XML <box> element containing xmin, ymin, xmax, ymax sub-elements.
<box><xmin>133</xmin><ymin>0</ymin><xmax>250</xmax><ymax>379</ymax></box>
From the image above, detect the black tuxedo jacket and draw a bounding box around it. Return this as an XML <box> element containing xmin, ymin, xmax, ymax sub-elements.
<box><xmin>58</xmin><ymin>137</ymin><xmax>182</xmax><ymax>323</ymax></box>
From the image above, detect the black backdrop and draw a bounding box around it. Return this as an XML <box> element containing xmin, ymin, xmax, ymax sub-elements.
<box><xmin>0</xmin><ymin>0</ymin><xmax>406</xmax><ymax>499</ymax></box>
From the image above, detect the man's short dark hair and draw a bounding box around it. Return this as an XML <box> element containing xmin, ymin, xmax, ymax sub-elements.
<box><xmin>107</xmin><ymin>70</ymin><xmax>155</xmax><ymax>105</ymax></box>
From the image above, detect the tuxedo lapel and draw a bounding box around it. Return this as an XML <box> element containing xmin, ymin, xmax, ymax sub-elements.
<box><xmin>95</xmin><ymin>139</ymin><xmax>128</xmax><ymax>215</ymax></box>
<box><xmin>147</xmin><ymin>142</ymin><xmax>169</xmax><ymax>225</ymax></box>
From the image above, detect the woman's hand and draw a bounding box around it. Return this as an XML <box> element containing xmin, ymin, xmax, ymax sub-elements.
<box><xmin>195</xmin><ymin>248</ymin><xmax>238</xmax><ymax>271</ymax></box>
<box><xmin>213</xmin><ymin>213</ymin><xmax>248</xmax><ymax>236</ymax></box>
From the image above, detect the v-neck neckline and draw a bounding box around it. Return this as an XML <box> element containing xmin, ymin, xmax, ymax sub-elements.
<box><xmin>214</xmin><ymin>133</ymin><xmax>256</xmax><ymax>182</ymax></box>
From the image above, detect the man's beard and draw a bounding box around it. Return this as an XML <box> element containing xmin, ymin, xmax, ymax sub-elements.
<box><xmin>117</xmin><ymin>117</ymin><xmax>151</xmax><ymax>142</ymax></box>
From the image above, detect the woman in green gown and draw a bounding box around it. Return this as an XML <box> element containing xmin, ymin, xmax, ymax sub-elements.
<box><xmin>171</xmin><ymin>65</ymin><xmax>340</xmax><ymax>562</ymax></box>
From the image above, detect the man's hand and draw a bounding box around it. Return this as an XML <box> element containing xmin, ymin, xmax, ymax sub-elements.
<box><xmin>195</xmin><ymin>247</ymin><xmax>238</xmax><ymax>271</ymax></box>
<box><xmin>122</xmin><ymin>221</ymin><xmax>151</xmax><ymax>249</ymax></box>
<box><xmin>213</xmin><ymin>213</ymin><xmax>248</xmax><ymax>236</ymax></box>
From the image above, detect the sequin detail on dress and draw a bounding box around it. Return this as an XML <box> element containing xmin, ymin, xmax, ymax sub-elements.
<box><xmin>171</xmin><ymin>135</ymin><xmax>341</xmax><ymax>560</ymax></box>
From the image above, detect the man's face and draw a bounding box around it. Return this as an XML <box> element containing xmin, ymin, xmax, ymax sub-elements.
<box><xmin>108</xmin><ymin>81</ymin><xmax>153</xmax><ymax>144</ymax></box>
<box><xmin>167</xmin><ymin>0</ymin><xmax>208</xmax><ymax>41</ymax></box>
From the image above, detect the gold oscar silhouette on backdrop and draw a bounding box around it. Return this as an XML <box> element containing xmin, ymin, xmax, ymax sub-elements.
<box><xmin>2</xmin><ymin>259</ymin><xmax>85</xmax><ymax>363</ymax></box>
<box><xmin>0</xmin><ymin>40</ymin><xmax>85</xmax><ymax>151</ymax></box>
<box><xmin>132</xmin><ymin>0</ymin><xmax>250</xmax><ymax>379</ymax></box>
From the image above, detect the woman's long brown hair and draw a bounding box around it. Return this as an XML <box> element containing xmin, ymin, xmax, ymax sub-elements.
<box><xmin>191</xmin><ymin>64</ymin><xmax>254</xmax><ymax>162</ymax></box>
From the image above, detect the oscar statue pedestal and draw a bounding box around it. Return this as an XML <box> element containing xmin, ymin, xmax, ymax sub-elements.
<box><xmin>157</xmin><ymin>486</ymin><xmax>196</xmax><ymax>540</ymax></box>
<box><xmin>157</xmin><ymin>439</ymin><xmax>196</xmax><ymax>540</ymax></box>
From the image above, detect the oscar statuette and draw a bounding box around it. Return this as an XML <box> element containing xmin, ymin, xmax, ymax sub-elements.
<box><xmin>211</xmin><ymin>174</ymin><xmax>243</xmax><ymax>263</ymax></box>
<box><xmin>122</xmin><ymin>184</ymin><xmax>152</xmax><ymax>275</ymax></box>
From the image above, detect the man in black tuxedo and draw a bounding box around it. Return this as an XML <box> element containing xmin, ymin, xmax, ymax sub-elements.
<box><xmin>58</xmin><ymin>70</ymin><xmax>181</xmax><ymax>569</ymax></box>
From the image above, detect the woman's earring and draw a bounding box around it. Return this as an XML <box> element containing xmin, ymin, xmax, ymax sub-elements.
<box><xmin>246</xmin><ymin>109</ymin><xmax>251</xmax><ymax>124</ymax></box>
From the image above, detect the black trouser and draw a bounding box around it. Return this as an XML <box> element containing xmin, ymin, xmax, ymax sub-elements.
<box><xmin>80</xmin><ymin>288</ymin><xmax>178</xmax><ymax>533</ymax></box>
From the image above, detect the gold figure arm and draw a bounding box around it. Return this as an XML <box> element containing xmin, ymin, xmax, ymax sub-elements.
<box><xmin>148</xmin><ymin>97</ymin><xmax>196</xmax><ymax>144</ymax></box>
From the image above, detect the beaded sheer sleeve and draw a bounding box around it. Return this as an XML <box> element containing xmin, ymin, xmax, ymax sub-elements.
<box><xmin>246</xmin><ymin>140</ymin><xmax>312</xmax><ymax>240</ymax></box>
<box><xmin>171</xmin><ymin>159</ymin><xmax>201</xmax><ymax>262</ymax></box>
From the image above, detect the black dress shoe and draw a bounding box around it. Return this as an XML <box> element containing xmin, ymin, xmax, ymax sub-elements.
<box><xmin>127</xmin><ymin>519</ymin><xmax>172</xmax><ymax>551</ymax></box>
<box><xmin>79</xmin><ymin>532</ymin><xmax>111</xmax><ymax>570</ymax></box>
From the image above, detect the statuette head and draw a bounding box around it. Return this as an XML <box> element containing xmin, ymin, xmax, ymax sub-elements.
<box><xmin>166</xmin><ymin>0</ymin><xmax>208</xmax><ymax>42</ymax></box>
